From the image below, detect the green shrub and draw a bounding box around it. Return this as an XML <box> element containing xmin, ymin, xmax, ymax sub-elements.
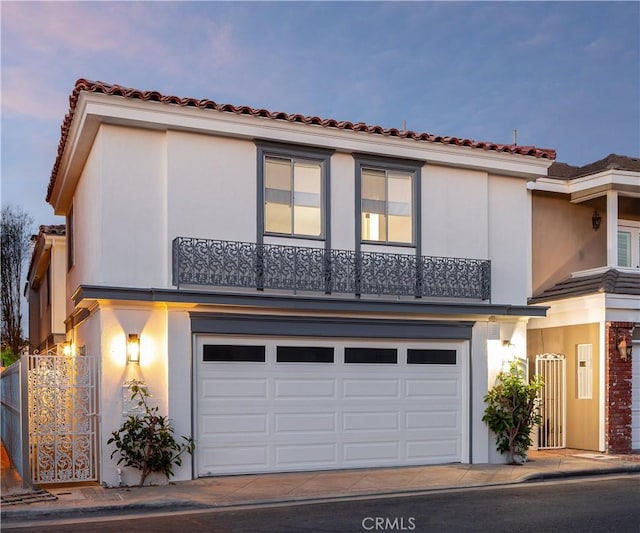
<box><xmin>1</xmin><ymin>347</ymin><xmax>19</xmax><ymax>367</ymax></box>
<box><xmin>108</xmin><ymin>379</ymin><xmax>194</xmax><ymax>487</ymax></box>
<box><xmin>482</xmin><ymin>360</ymin><xmax>543</xmax><ymax>464</ymax></box>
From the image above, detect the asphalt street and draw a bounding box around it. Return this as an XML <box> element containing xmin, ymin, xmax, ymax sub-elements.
<box><xmin>5</xmin><ymin>475</ymin><xmax>640</xmax><ymax>533</ymax></box>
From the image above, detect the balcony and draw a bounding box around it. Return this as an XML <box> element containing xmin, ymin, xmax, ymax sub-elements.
<box><xmin>172</xmin><ymin>238</ymin><xmax>491</xmax><ymax>300</ymax></box>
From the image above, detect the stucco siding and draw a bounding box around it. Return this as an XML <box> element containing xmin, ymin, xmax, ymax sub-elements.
<box><xmin>488</xmin><ymin>174</ymin><xmax>530</xmax><ymax>305</ymax></box>
<box><xmin>528</xmin><ymin>323</ymin><xmax>601</xmax><ymax>451</ymax></box>
<box><xmin>167</xmin><ymin>131</ymin><xmax>256</xmax><ymax>244</ymax></box>
<box><xmin>421</xmin><ymin>164</ymin><xmax>489</xmax><ymax>261</ymax></box>
<box><xmin>532</xmin><ymin>193</ymin><xmax>607</xmax><ymax>295</ymax></box>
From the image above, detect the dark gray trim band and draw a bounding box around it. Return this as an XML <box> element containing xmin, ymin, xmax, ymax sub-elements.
<box><xmin>190</xmin><ymin>312</ymin><xmax>473</xmax><ymax>340</ymax></box>
<box><xmin>72</xmin><ymin>285</ymin><xmax>549</xmax><ymax>317</ymax></box>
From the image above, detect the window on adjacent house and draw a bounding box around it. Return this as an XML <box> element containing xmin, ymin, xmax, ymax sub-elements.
<box><xmin>618</xmin><ymin>224</ymin><xmax>640</xmax><ymax>268</ymax></box>
<box><xmin>264</xmin><ymin>156</ymin><xmax>323</xmax><ymax>237</ymax></box>
<box><xmin>361</xmin><ymin>168</ymin><xmax>413</xmax><ymax>244</ymax></box>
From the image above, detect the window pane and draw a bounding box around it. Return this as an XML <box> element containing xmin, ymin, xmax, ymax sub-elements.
<box><xmin>265</xmin><ymin>157</ymin><xmax>292</xmax><ymax>234</ymax></box>
<box><xmin>618</xmin><ymin>231</ymin><xmax>631</xmax><ymax>267</ymax></box>
<box><xmin>407</xmin><ymin>349</ymin><xmax>456</xmax><ymax>365</ymax></box>
<box><xmin>294</xmin><ymin>206</ymin><xmax>321</xmax><ymax>236</ymax></box>
<box><xmin>362</xmin><ymin>169</ymin><xmax>386</xmax><ymax>202</ymax></box>
<box><xmin>293</xmin><ymin>161</ymin><xmax>322</xmax><ymax>236</ymax></box>
<box><xmin>362</xmin><ymin>212</ymin><xmax>387</xmax><ymax>241</ymax></box>
<box><xmin>277</xmin><ymin>346</ymin><xmax>334</xmax><ymax>363</ymax></box>
<box><xmin>265</xmin><ymin>157</ymin><xmax>291</xmax><ymax>192</ymax></box>
<box><xmin>265</xmin><ymin>203</ymin><xmax>292</xmax><ymax>233</ymax></box>
<box><xmin>388</xmin><ymin>215</ymin><xmax>412</xmax><ymax>243</ymax></box>
<box><xmin>203</xmin><ymin>345</ymin><xmax>265</xmax><ymax>362</ymax></box>
<box><xmin>344</xmin><ymin>347</ymin><xmax>397</xmax><ymax>364</ymax></box>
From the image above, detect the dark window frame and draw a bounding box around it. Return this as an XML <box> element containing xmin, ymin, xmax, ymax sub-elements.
<box><xmin>354</xmin><ymin>154</ymin><xmax>423</xmax><ymax>249</ymax></box>
<box><xmin>256</xmin><ymin>141</ymin><xmax>333</xmax><ymax>244</ymax></box>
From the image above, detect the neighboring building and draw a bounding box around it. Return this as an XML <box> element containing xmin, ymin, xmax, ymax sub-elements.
<box><xmin>44</xmin><ymin>79</ymin><xmax>556</xmax><ymax>486</ymax></box>
<box><xmin>25</xmin><ymin>224</ymin><xmax>67</xmax><ymax>353</ymax></box>
<box><xmin>528</xmin><ymin>154</ymin><xmax>640</xmax><ymax>453</ymax></box>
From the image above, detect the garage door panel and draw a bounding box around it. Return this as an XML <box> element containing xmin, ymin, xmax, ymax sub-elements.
<box><xmin>343</xmin><ymin>379</ymin><xmax>400</xmax><ymax>398</ymax></box>
<box><xmin>343</xmin><ymin>441</ymin><xmax>400</xmax><ymax>462</ymax></box>
<box><xmin>406</xmin><ymin>379</ymin><xmax>458</xmax><ymax>398</ymax></box>
<box><xmin>200</xmin><ymin>445</ymin><xmax>268</xmax><ymax>471</ymax></box>
<box><xmin>274</xmin><ymin>378</ymin><xmax>337</xmax><ymax>399</ymax></box>
<box><xmin>406</xmin><ymin>411</ymin><xmax>459</xmax><ymax>430</ymax></box>
<box><xmin>201</xmin><ymin>378</ymin><xmax>268</xmax><ymax>398</ymax></box>
<box><xmin>343</xmin><ymin>412</ymin><xmax>399</xmax><ymax>431</ymax></box>
<box><xmin>275</xmin><ymin>412</ymin><xmax>337</xmax><ymax>433</ymax></box>
<box><xmin>201</xmin><ymin>414</ymin><xmax>268</xmax><ymax>435</ymax></box>
<box><xmin>275</xmin><ymin>444</ymin><xmax>338</xmax><ymax>466</ymax></box>
<box><xmin>406</xmin><ymin>439</ymin><xmax>459</xmax><ymax>461</ymax></box>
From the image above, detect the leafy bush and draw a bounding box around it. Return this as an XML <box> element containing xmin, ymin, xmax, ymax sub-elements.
<box><xmin>1</xmin><ymin>347</ymin><xmax>19</xmax><ymax>367</ymax></box>
<box><xmin>482</xmin><ymin>360</ymin><xmax>543</xmax><ymax>464</ymax></box>
<box><xmin>108</xmin><ymin>379</ymin><xmax>195</xmax><ymax>487</ymax></box>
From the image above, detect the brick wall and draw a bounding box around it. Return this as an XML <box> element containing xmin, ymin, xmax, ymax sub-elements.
<box><xmin>605</xmin><ymin>322</ymin><xmax>634</xmax><ymax>454</ymax></box>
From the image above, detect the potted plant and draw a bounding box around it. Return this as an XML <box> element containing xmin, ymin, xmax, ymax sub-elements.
<box><xmin>108</xmin><ymin>379</ymin><xmax>195</xmax><ymax>487</ymax></box>
<box><xmin>482</xmin><ymin>360</ymin><xmax>543</xmax><ymax>465</ymax></box>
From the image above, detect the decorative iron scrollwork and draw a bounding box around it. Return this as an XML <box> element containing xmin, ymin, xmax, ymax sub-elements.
<box><xmin>173</xmin><ymin>237</ymin><xmax>491</xmax><ymax>300</ymax></box>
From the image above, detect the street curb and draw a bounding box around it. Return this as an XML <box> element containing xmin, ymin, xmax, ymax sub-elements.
<box><xmin>1</xmin><ymin>499</ymin><xmax>210</xmax><ymax>523</ymax></box>
<box><xmin>522</xmin><ymin>464</ymin><xmax>640</xmax><ymax>482</ymax></box>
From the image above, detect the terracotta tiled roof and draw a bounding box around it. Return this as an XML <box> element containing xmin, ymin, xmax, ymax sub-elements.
<box><xmin>39</xmin><ymin>224</ymin><xmax>66</xmax><ymax>236</ymax></box>
<box><xmin>548</xmin><ymin>154</ymin><xmax>640</xmax><ymax>180</ymax></box>
<box><xmin>47</xmin><ymin>79</ymin><xmax>557</xmax><ymax>202</ymax></box>
<box><xmin>529</xmin><ymin>269</ymin><xmax>640</xmax><ymax>303</ymax></box>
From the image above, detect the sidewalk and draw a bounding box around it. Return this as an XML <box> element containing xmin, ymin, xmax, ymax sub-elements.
<box><xmin>2</xmin><ymin>445</ymin><xmax>640</xmax><ymax>524</ymax></box>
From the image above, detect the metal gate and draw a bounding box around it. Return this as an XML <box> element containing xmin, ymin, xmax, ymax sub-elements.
<box><xmin>535</xmin><ymin>353</ymin><xmax>566</xmax><ymax>449</ymax></box>
<box><xmin>27</xmin><ymin>354</ymin><xmax>98</xmax><ymax>483</ymax></box>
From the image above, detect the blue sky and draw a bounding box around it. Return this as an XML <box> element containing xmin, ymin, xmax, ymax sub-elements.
<box><xmin>2</xmin><ymin>1</ymin><xmax>639</xmax><ymax>226</ymax></box>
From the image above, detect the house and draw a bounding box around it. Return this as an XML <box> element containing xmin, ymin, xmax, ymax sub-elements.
<box><xmin>25</xmin><ymin>224</ymin><xmax>67</xmax><ymax>353</ymax></box>
<box><xmin>42</xmin><ymin>79</ymin><xmax>556</xmax><ymax>486</ymax></box>
<box><xmin>528</xmin><ymin>154</ymin><xmax>640</xmax><ymax>454</ymax></box>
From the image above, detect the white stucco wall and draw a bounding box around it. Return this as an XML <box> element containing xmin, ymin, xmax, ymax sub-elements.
<box><xmin>488</xmin><ymin>174</ymin><xmax>531</xmax><ymax>304</ymax></box>
<box><xmin>166</xmin><ymin>131</ymin><xmax>256</xmax><ymax>245</ymax></box>
<box><xmin>422</xmin><ymin>165</ymin><xmax>489</xmax><ymax>260</ymax></box>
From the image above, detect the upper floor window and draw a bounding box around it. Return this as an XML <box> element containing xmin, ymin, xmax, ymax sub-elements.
<box><xmin>355</xmin><ymin>154</ymin><xmax>422</xmax><ymax>247</ymax></box>
<box><xmin>265</xmin><ymin>156</ymin><xmax>322</xmax><ymax>237</ymax></box>
<box><xmin>618</xmin><ymin>223</ymin><xmax>640</xmax><ymax>268</ymax></box>
<box><xmin>257</xmin><ymin>141</ymin><xmax>332</xmax><ymax>240</ymax></box>
<box><xmin>361</xmin><ymin>168</ymin><xmax>413</xmax><ymax>244</ymax></box>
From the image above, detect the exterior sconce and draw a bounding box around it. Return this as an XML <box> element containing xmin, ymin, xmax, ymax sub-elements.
<box><xmin>592</xmin><ymin>210</ymin><xmax>602</xmax><ymax>231</ymax></box>
<box><xmin>617</xmin><ymin>334</ymin><xmax>631</xmax><ymax>361</ymax></box>
<box><xmin>61</xmin><ymin>341</ymin><xmax>72</xmax><ymax>357</ymax></box>
<box><xmin>127</xmin><ymin>334</ymin><xmax>140</xmax><ymax>364</ymax></box>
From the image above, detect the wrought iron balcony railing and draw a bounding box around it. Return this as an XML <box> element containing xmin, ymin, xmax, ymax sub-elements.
<box><xmin>172</xmin><ymin>238</ymin><xmax>491</xmax><ymax>300</ymax></box>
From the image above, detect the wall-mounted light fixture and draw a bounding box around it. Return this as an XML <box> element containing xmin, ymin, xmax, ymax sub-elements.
<box><xmin>592</xmin><ymin>210</ymin><xmax>602</xmax><ymax>231</ymax></box>
<box><xmin>61</xmin><ymin>341</ymin><xmax>72</xmax><ymax>357</ymax></box>
<box><xmin>127</xmin><ymin>334</ymin><xmax>140</xmax><ymax>364</ymax></box>
<box><xmin>617</xmin><ymin>332</ymin><xmax>631</xmax><ymax>361</ymax></box>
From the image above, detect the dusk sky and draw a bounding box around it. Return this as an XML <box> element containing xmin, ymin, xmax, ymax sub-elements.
<box><xmin>2</xmin><ymin>1</ymin><xmax>639</xmax><ymax>227</ymax></box>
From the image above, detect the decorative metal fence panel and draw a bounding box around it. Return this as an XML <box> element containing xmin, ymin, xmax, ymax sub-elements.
<box><xmin>1</xmin><ymin>361</ymin><xmax>27</xmax><ymax>484</ymax></box>
<box><xmin>27</xmin><ymin>354</ymin><xmax>98</xmax><ymax>483</ymax></box>
<box><xmin>535</xmin><ymin>353</ymin><xmax>566</xmax><ymax>449</ymax></box>
<box><xmin>173</xmin><ymin>238</ymin><xmax>491</xmax><ymax>300</ymax></box>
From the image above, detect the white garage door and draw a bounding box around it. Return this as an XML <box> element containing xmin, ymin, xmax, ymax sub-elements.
<box><xmin>195</xmin><ymin>337</ymin><xmax>467</xmax><ymax>476</ymax></box>
<box><xmin>633</xmin><ymin>338</ymin><xmax>640</xmax><ymax>450</ymax></box>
